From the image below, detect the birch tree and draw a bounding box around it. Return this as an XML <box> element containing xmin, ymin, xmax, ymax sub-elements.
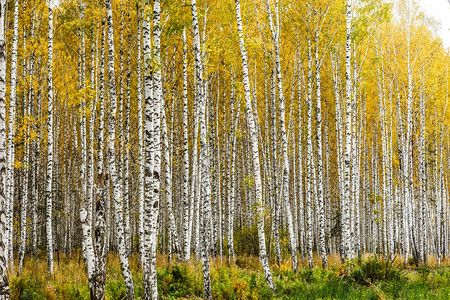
<box><xmin>92</xmin><ymin>17</ymin><xmax>107</xmax><ymax>300</ymax></box>
<box><xmin>0</xmin><ymin>0</ymin><xmax>10</xmax><ymax>296</ymax></box>
<box><xmin>105</xmin><ymin>0</ymin><xmax>135</xmax><ymax>298</ymax></box>
<box><xmin>191</xmin><ymin>0</ymin><xmax>212</xmax><ymax>297</ymax></box>
<box><xmin>182</xmin><ymin>12</ymin><xmax>190</xmax><ymax>262</ymax></box>
<box><xmin>266</xmin><ymin>0</ymin><xmax>298</xmax><ymax>272</ymax></box>
<box><xmin>46</xmin><ymin>0</ymin><xmax>55</xmax><ymax>275</ymax></box>
<box><xmin>235</xmin><ymin>0</ymin><xmax>275</xmax><ymax>291</ymax></box>
<box><xmin>342</xmin><ymin>0</ymin><xmax>353</xmax><ymax>260</ymax></box>
<box><xmin>136</xmin><ymin>4</ymin><xmax>145</xmax><ymax>264</ymax></box>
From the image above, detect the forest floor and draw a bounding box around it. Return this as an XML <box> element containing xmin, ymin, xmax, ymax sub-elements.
<box><xmin>7</xmin><ymin>252</ymin><xmax>450</xmax><ymax>299</ymax></box>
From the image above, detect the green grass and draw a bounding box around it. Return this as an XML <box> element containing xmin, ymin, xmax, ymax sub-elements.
<box><xmin>7</xmin><ymin>253</ymin><xmax>450</xmax><ymax>299</ymax></box>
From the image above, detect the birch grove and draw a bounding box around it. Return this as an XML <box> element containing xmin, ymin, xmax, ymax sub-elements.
<box><xmin>0</xmin><ymin>0</ymin><xmax>448</xmax><ymax>299</ymax></box>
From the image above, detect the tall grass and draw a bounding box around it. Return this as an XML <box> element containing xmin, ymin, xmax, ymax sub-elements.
<box><xmin>7</xmin><ymin>252</ymin><xmax>450</xmax><ymax>299</ymax></box>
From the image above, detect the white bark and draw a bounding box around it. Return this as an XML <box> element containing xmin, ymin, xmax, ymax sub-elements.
<box><xmin>6</xmin><ymin>0</ymin><xmax>19</xmax><ymax>268</ymax></box>
<box><xmin>314</xmin><ymin>33</ymin><xmax>327</xmax><ymax>268</ymax></box>
<box><xmin>266</xmin><ymin>0</ymin><xmax>298</xmax><ymax>272</ymax></box>
<box><xmin>228</xmin><ymin>73</ymin><xmax>236</xmax><ymax>262</ymax></box>
<box><xmin>306</xmin><ymin>40</ymin><xmax>314</xmax><ymax>268</ymax></box>
<box><xmin>92</xmin><ymin>18</ymin><xmax>107</xmax><ymax>300</ymax></box>
<box><xmin>0</xmin><ymin>0</ymin><xmax>10</xmax><ymax>296</ymax></box>
<box><xmin>191</xmin><ymin>0</ymin><xmax>212</xmax><ymax>297</ymax></box>
<box><xmin>46</xmin><ymin>0</ymin><xmax>54</xmax><ymax>275</ymax></box>
<box><xmin>343</xmin><ymin>0</ymin><xmax>353</xmax><ymax>260</ymax></box>
<box><xmin>136</xmin><ymin>6</ymin><xmax>145</xmax><ymax>265</ymax></box>
<box><xmin>162</xmin><ymin>90</ymin><xmax>181</xmax><ymax>257</ymax></box>
<box><xmin>105</xmin><ymin>1</ymin><xmax>135</xmax><ymax>298</ymax></box>
<box><xmin>18</xmin><ymin>8</ymin><xmax>30</xmax><ymax>273</ymax></box>
<box><xmin>182</xmin><ymin>23</ymin><xmax>190</xmax><ymax>262</ymax></box>
<box><xmin>235</xmin><ymin>0</ymin><xmax>275</xmax><ymax>291</ymax></box>
<box><xmin>270</xmin><ymin>68</ymin><xmax>281</xmax><ymax>265</ymax></box>
<box><xmin>149</xmin><ymin>0</ymin><xmax>162</xmax><ymax>297</ymax></box>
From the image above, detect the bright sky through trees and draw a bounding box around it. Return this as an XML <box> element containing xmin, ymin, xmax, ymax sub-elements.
<box><xmin>419</xmin><ymin>0</ymin><xmax>450</xmax><ymax>48</ymax></box>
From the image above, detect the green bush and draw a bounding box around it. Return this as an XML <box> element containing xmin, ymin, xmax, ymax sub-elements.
<box><xmin>349</xmin><ymin>256</ymin><xmax>402</xmax><ymax>285</ymax></box>
<box><xmin>417</xmin><ymin>266</ymin><xmax>430</xmax><ymax>280</ymax></box>
<box><xmin>106</xmin><ymin>280</ymin><xmax>126</xmax><ymax>300</ymax></box>
<box><xmin>157</xmin><ymin>263</ymin><xmax>203</xmax><ymax>299</ymax></box>
<box><xmin>57</xmin><ymin>284</ymin><xmax>89</xmax><ymax>300</ymax></box>
<box><xmin>10</xmin><ymin>277</ymin><xmax>46</xmax><ymax>300</ymax></box>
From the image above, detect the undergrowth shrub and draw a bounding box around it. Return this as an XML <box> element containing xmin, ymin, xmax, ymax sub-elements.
<box><xmin>10</xmin><ymin>276</ymin><xmax>46</xmax><ymax>300</ymax></box>
<box><xmin>348</xmin><ymin>256</ymin><xmax>402</xmax><ymax>285</ymax></box>
<box><xmin>417</xmin><ymin>266</ymin><xmax>430</xmax><ymax>280</ymax></box>
<box><xmin>106</xmin><ymin>280</ymin><xmax>126</xmax><ymax>300</ymax></box>
<box><xmin>157</xmin><ymin>263</ymin><xmax>203</xmax><ymax>299</ymax></box>
<box><xmin>56</xmin><ymin>283</ymin><xmax>89</xmax><ymax>300</ymax></box>
<box><xmin>9</xmin><ymin>254</ymin><xmax>450</xmax><ymax>299</ymax></box>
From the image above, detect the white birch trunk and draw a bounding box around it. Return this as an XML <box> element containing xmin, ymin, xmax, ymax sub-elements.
<box><xmin>0</xmin><ymin>0</ymin><xmax>10</xmax><ymax>296</ymax></box>
<box><xmin>235</xmin><ymin>0</ymin><xmax>275</xmax><ymax>291</ymax></box>
<box><xmin>182</xmin><ymin>23</ymin><xmax>190</xmax><ymax>262</ymax></box>
<box><xmin>191</xmin><ymin>0</ymin><xmax>212</xmax><ymax>297</ymax></box>
<box><xmin>270</xmin><ymin>69</ymin><xmax>281</xmax><ymax>265</ymax></box>
<box><xmin>343</xmin><ymin>0</ymin><xmax>353</xmax><ymax>260</ymax></box>
<box><xmin>267</xmin><ymin>0</ymin><xmax>298</xmax><ymax>272</ymax></box>
<box><xmin>315</xmin><ymin>32</ymin><xmax>327</xmax><ymax>268</ymax></box>
<box><xmin>6</xmin><ymin>0</ymin><xmax>19</xmax><ymax>267</ymax></box>
<box><xmin>149</xmin><ymin>1</ymin><xmax>162</xmax><ymax>297</ymax></box>
<box><xmin>105</xmin><ymin>1</ymin><xmax>135</xmax><ymax>298</ymax></box>
<box><xmin>92</xmin><ymin>18</ymin><xmax>107</xmax><ymax>300</ymax></box>
<box><xmin>45</xmin><ymin>0</ymin><xmax>54</xmax><ymax>275</ymax></box>
<box><xmin>136</xmin><ymin>5</ymin><xmax>145</xmax><ymax>265</ymax></box>
<box><xmin>162</xmin><ymin>90</ymin><xmax>181</xmax><ymax>257</ymax></box>
<box><xmin>18</xmin><ymin>12</ymin><xmax>30</xmax><ymax>273</ymax></box>
<box><xmin>228</xmin><ymin>73</ymin><xmax>236</xmax><ymax>262</ymax></box>
<box><xmin>306</xmin><ymin>40</ymin><xmax>314</xmax><ymax>268</ymax></box>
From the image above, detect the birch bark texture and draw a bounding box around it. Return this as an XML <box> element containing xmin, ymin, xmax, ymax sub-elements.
<box><xmin>105</xmin><ymin>0</ymin><xmax>135</xmax><ymax>298</ymax></box>
<box><xmin>191</xmin><ymin>0</ymin><xmax>213</xmax><ymax>298</ymax></box>
<box><xmin>266</xmin><ymin>0</ymin><xmax>298</xmax><ymax>272</ymax></box>
<box><xmin>46</xmin><ymin>0</ymin><xmax>55</xmax><ymax>275</ymax></box>
<box><xmin>235</xmin><ymin>0</ymin><xmax>275</xmax><ymax>291</ymax></box>
<box><xmin>0</xmin><ymin>0</ymin><xmax>10</xmax><ymax>297</ymax></box>
<box><xmin>342</xmin><ymin>0</ymin><xmax>353</xmax><ymax>260</ymax></box>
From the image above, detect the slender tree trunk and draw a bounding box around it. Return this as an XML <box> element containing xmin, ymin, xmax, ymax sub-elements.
<box><xmin>0</xmin><ymin>0</ymin><xmax>10</xmax><ymax>296</ymax></box>
<box><xmin>314</xmin><ymin>32</ymin><xmax>327</xmax><ymax>268</ymax></box>
<box><xmin>235</xmin><ymin>0</ymin><xmax>275</xmax><ymax>291</ymax></box>
<box><xmin>6</xmin><ymin>0</ymin><xmax>19</xmax><ymax>268</ymax></box>
<box><xmin>149</xmin><ymin>0</ymin><xmax>162</xmax><ymax>297</ymax></box>
<box><xmin>18</xmin><ymin>13</ymin><xmax>29</xmax><ymax>273</ymax></box>
<box><xmin>162</xmin><ymin>88</ymin><xmax>181</xmax><ymax>258</ymax></box>
<box><xmin>404</xmin><ymin>28</ymin><xmax>413</xmax><ymax>265</ymax></box>
<box><xmin>267</xmin><ymin>0</ymin><xmax>298</xmax><ymax>272</ymax></box>
<box><xmin>136</xmin><ymin>4</ymin><xmax>145</xmax><ymax>265</ymax></box>
<box><xmin>191</xmin><ymin>0</ymin><xmax>213</xmax><ymax>298</ymax></box>
<box><xmin>46</xmin><ymin>0</ymin><xmax>55</xmax><ymax>275</ymax></box>
<box><xmin>270</xmin><ymin>68</ymin><xmax>281</xmax><ymax>265</ymax></box>
<box><xmin>306</xmin><ymin>40</ymin><xmax>314</xmax><ymax>268</ymax></box>
<box><xmin>92</xmin><ymin>18</ymin><xmax>107</xmax><ymax>300</ymax></box>
<box><xmin>87</xmin><ymin>33</ymin><xmax>96</xmax><ymax>236</ymax></box>
<box><xmin>78</xmin><ymin>8</ymin><xmax>96</xmax><ymax>288</ymax></box>
<box><xmin>182</xmin><ymin>22</ymin><xmax>191</xmax><ymax>262</ymax></box>
<box><xmin>418</xmin><ymin>76</ymin><xmax>426</xmax><ymax>264</ymax></box>
<box><xmin>123</xmin><ymin>18</ymin><xmax>132</xmax><ymax>257</ymax></box>
<box><xmin>297</xmin><ymin>57</ymin><xmax>306</xmax><ymax>266</ymax></box>
<box><xmin>105</xmin><ymin>1</ymin><xmax>135</xmax><ymax>298</ymax></box>
<box><xmin>228</xmin><ymin>73</ymin><xmax>236</xmax><ymax>262</ymax></box>
<box><xmin>343</xmin><ymin>0</ymin><xmax>353</xmax><ymax>260</ymax></box>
